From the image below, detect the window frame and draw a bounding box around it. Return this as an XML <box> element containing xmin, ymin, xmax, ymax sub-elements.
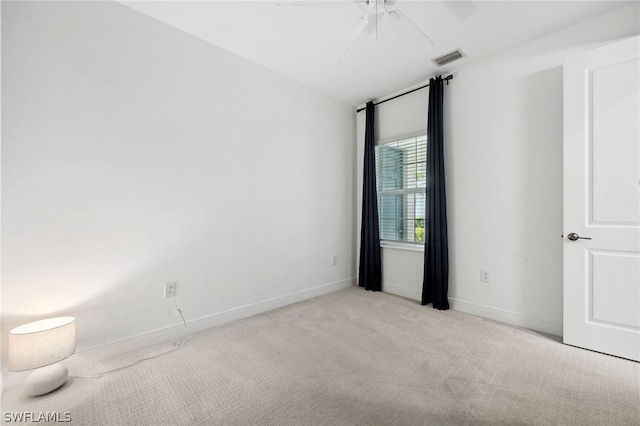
<box><xmin>375</xmin><ymin>130</ymin><xmax>427</xmax><ymax>251</ymax></box>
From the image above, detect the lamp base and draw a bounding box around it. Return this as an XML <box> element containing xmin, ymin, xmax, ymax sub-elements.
<box><xmin>24</xmin><ymin>363</ymin><xmax>69</xmax><ymax>396</ymax></box>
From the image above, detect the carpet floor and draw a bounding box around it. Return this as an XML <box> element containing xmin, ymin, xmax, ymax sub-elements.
<box><xmin>2</xmin><ymin>287</ymin><xmax>639</xmax><ymax>425</ymax></box>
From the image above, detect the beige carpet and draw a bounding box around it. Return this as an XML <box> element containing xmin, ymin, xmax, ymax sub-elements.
<box><xmin>2</xmin><ymin>287</ymin><xmax>639</xmax><ymax>425</ymax></box>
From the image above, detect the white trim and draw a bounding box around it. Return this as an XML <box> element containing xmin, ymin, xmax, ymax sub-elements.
<box><xmin>449</xmin><ymin>297</ymin><xmax>563</xmax><ymax>337</ymax></box>
<box><xmin>383</xmin><ymin>283</ymin><xmax>422</xmax><ymax>301</ymax></box>
<box><xmin>1</xmin><ymin>278</ymin><xmax>355</xmax><ymax>392</ymax></box>
<box><xmin>380</xmin><ymin>241</ymin><xmax>424</xmax><ymax>252</ymax></box>
<box><xmin>382</xmin><ymin>284</ymin><xmax>563</xmax><ymax>337</ymax></box>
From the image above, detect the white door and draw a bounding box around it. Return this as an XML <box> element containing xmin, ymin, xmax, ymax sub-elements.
<box><xmin>563</xmin><ymin>35</ymin><xmax>640</xmax><ymax>361</ymax></box>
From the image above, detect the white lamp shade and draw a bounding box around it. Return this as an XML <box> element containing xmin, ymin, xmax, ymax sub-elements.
<box><xmin>8</xmin><ymin>317</ymin><xmax>76</xmax><ymax>372</ymax></box>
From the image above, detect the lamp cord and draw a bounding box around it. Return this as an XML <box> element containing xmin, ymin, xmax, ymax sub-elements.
<box><xmin>71</xmin><ymin>297</ymin><xmax>187</xmax><ymax>379</ymax></box>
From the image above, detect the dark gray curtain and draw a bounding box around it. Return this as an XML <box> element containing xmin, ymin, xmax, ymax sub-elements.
<box><xmin>358</xmin><ymin>101</ymin><xmax>382</xmax><ymax>291</ymax></box>
<box><xmin>422</xmin><ymin>76</ymin><xmax>449</xmax><ymax>309</ymax></box>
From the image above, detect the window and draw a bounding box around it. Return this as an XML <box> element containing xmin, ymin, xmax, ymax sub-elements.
<box><xmin>375</xmin><ymin>134</ymin><xmax>426</xmax><ymax>246</ymax></box>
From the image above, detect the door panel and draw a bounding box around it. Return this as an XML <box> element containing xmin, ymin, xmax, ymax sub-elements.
<box><xmin>591</xmin><ymin>59</ymin><xmax>640</xmax><ymax>225</ymax></box>
<box><xmin>563</xmin><ymin>35</ymin><xmax>640</xmax><ymax>361</ymax></box>
<box><xmin>589</xmin><ymin>250</ymin><xmax>640</xmax><ymax>329</ymax></box>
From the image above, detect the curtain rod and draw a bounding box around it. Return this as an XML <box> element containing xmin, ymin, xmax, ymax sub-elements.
<box><xmin>356</xmin><ymin>74</ymin><xmax>453</xmax><ymax>113</ymax></box>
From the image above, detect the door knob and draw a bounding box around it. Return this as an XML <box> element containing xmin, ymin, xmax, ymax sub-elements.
<box><xmin>567</xmin><ymin>232</ymin><xmax>591</xmax><ymax>241</ymax></box>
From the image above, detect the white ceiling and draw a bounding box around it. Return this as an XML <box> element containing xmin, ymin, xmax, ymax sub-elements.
<box><xmin>120</xmin><ymin>0</ymin><xmax>632</xmax><ymax>106</ymax></box>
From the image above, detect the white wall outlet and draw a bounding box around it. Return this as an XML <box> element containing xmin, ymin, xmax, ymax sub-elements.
<box><xmin>480</xmin><ymin>270</ymin><xmax>490</xmax><ymax>283</ymax></box>
<box><xmin>332</xmin><ymin>255</ymin><xmax>338</xmax><ymax>266</ymax></box>
<box><xmin>164</xmin><ymin>282</ymin><xmax>177</xmax><ymax>298</ymax></box>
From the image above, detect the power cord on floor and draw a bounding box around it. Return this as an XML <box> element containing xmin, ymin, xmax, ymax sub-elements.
<box><xmin>71</xmin><ymin>297</ymin><xmax>188</xmax><ymax>379</ymax></box>
<box><xmin>174</xmin><ymin>295</ymin><xmax>187</xmax><ymax>330</ymax></box>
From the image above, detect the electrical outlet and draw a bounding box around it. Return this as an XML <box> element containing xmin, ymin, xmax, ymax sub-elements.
<box><xmin>332</xmin><ymin>255</ymin><xmax>338</xmax><ymax>266</ymax></box>
<box><xmin>480</xmin><ymin>270</ymin><xmax>490</xmax><ymax>283</ymax></box>
<box><xmin>164</xmin><ymin>282</ymin><xmax>177</xmax><ymax>298</ymax></box>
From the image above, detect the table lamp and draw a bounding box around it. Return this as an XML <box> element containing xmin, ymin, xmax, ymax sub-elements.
<box><xmin>8</xmin><ymin>317</ymin><xmax>76</xmax><ymax>396</ymax></box>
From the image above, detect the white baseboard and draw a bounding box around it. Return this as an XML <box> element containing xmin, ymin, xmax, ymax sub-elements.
<box><xmin>449</xmin><ymin>298</ymin><xmax>563</xmax><ymax>337</ymax></box>
<box><xmin>383</xmin><ymin>283</ymin><xmax>422</xmax><ymax>301</ymax></box>
<box><xmin>382</xmin><ymin>283</ymin><xmax>562</xmax><ymax>337</ymax></box>
<box><xmin>2</xmin><ymin>278</ymin><xmax>355</xmax><ymax>392</ymax></box>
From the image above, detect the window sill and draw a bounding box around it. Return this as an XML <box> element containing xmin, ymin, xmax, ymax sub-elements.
<box><xmin>380</xmin><ymin>241</ymin><xmax>424</xmax><ymax>252</ymax></box>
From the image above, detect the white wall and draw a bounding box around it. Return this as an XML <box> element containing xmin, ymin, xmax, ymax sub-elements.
<box><xmin>1</xmin><ymin>1</ymin><xmax>355</xmax><ymax>383</ymax></box>
<box><xmin>356</xmin><ymin>3</ymin><xmax>640</xmax><ymax>335</ymax></box>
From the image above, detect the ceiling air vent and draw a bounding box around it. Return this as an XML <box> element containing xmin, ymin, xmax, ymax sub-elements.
<box><xmin>432</xmin><ymin>49</ymin><xmax>465</xmax><ymax>67</ymax></box>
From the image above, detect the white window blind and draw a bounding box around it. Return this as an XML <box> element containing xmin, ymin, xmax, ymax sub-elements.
<box><xmin>375</xmin><ymin>135</ymin><xmax>427</xmax><ymax>245</ymax></box>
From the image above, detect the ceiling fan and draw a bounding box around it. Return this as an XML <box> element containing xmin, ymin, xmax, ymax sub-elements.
<box><xmin>278</xmin><ymin>0</ymin><xmax>436</xmax><ymax>62</ymax></box>
<box><xmin>335</xmin><ymin>0</ymin><xmax>434</xmax><ymax>62</ymax></box>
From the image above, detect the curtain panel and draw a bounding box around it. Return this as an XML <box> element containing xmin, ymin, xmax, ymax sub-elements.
<box><xmin>358</xmin><ymin>101</ymin><xmax>382</xmax><ymax>292</ymax></box>
<box><xmin>422</xmin><ymin>76</ymin><xmax>449</xmax><ymax>309</ymax></box>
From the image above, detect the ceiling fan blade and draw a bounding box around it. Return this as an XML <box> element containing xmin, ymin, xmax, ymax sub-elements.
<box><xmin>384</xmin><ymin>9</ymin><xmax>434</xmax><ymax>46</ymax></box>
<box><xmin>334</xmin><ymin>14</ymin><xmax>369</xmax><ymax>62</ymax></box>
<box><xmin>441</xmin><ymin>0</ymin><xmax>477</xmax><ymax>21</ymax></box>
<box><xmin>275</xmin><ymin>0</ymin><xmax>363</xmax><ymax>6</ymax></box>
